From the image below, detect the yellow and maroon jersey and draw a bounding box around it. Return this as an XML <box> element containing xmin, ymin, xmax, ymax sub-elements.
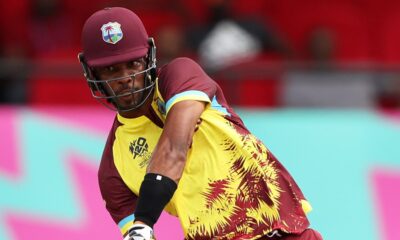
<box><xmin>98</xmin><ymin>58</ymin><xmax>311</xmax><ymax>240</ymax></box>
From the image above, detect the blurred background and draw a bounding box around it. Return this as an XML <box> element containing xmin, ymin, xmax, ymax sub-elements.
<box><xmin>0</xmin><ymin>0</ymin><xmax>400</xmax><ymax>239</ymax></box>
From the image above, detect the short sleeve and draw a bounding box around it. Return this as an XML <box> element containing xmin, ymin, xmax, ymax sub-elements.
<box><xmin>158</xmin><ymin>57</ymin><xmax>217</xmax><ymax>113</ymax></box>
<box><xmin>98</xmin><ymin>119</ymin><xmax>138</xmax><ymax>236</ymax></box>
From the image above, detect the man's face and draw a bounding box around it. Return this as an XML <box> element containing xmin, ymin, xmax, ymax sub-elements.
<box><xmin>94</xmin><ymin>58</ymin><xmax>146</xmax><ymax>109</ymax></box>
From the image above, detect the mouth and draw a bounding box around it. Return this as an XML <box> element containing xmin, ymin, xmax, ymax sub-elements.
<box><xmin>117</xmin><ymin>88</ymin><xmax>143</xmax><ymax>106</ymax></box>
<box><xmin>118</xmin><ymin>86</ymin><xmax>143</xmax><ymax>96</ymax></box>
<box><xmin>117</xmin><ymin>89</ymin><xmax>132</xmax><ymax>96</ymax></box>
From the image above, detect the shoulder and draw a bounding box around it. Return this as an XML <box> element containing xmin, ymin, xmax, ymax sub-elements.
<box><xmin>158</xmin><ymin>57</ymin><xmax>205</xmax><ymax>79</ymax></box>
<box><xmin>156</xmin><ymin>57</ymin><xmax>216</xmax><ymax>102</ymax></box>
<box><xmin>162</xmin><ymin>57</ymin><xmax>201</xmax><ymax>69</ymax></box>
<box><xmin>98</xmin><ymin>116</ymin><xmax>121</xmax><ymax>181</ymax></box>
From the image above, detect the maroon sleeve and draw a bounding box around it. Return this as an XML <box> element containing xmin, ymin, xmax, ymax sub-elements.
<box><xmin>158</xmin><ymin>57</ymin><xmax>217</xmax><ymax>102</ymax></box>
<box><xmin>98</xmin><ymin>117</ymin><xmax>137</xmax><ymax>225</ymax></box>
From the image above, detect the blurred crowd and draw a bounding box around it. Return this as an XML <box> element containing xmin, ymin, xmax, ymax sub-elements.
<box><xmin>1</xmin><ymin>0</ymin><xmax>400</xmax><ymax>109</ymax></box>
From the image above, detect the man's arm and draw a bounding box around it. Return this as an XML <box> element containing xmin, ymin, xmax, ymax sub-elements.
<box><xmin>131</xmin><ymin>100</ymin><xmax>205</xmax><ymax>232</ymax></box>
<box><xmin>147</xmin><ymin>100</ymin><xmax>205</xmax><ymax>181</ymax></box>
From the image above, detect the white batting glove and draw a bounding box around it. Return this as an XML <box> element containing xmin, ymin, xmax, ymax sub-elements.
<box><xmin>126</xmin><ymin>223</ymin><xmax>155</xmax><ymax>240</ymax></box>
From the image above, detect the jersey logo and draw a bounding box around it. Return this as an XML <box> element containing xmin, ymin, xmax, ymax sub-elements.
<box><xmin>157</xmin><ymin>99</ymin><xmax>166</xmax><ymax>115</ymax></box>
<box><xmin>129</xmin><ymin>137</ymin><xmax>149</xmax><ymax>159</ymax></box>
<box><xmin>101</xmin><ymin>22</ymin><xmax>123</xmax><ymax>44</ymax></box>
<box><xmin>129</xmin><ymin>137</ymin><xmax>151</xmax><ymax>168</ymax></box>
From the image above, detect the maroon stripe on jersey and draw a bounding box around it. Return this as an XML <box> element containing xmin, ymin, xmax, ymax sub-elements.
<box><xmin>98</xmin><ymin>116</ymin><xmax>138</xmax><ymax>225</ymax></box>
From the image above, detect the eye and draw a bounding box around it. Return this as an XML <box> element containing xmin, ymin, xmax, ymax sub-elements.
<box><xmin>128</xmin><ymin>59</ymin><xmax>145</xmax><ymax>69</ymax></box>
<box><xmin>105</xmin><ymin>65</ymin><xmax>115</xmax><ymax>72</ymax></box>
<box><xmin>94</xmin><ymin>65</ymin><xmax>117</xmax><ymax>77</ymax></box>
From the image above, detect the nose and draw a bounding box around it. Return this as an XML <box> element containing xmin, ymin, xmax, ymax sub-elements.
<box><xmin>117</xmin><ymin>66</ymin><xmax>136</xmax><ymax>84</ymax></box>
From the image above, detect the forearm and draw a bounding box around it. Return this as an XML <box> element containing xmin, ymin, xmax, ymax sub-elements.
<box><xmin>133</xmin><ymin>138</ymin><xmax>188</xmax><ymax>226</ymax></box>
<box><xmin>147</xmin><ymin>138</ymin><xmax>188</xmax><ymax>183</ymax></box>
<box><xmin>134</xmin><ymin>100</ymin><xmax>204</xmax><ymax>227</ymax></box>
<box><xmin>146</xmin><ymin>102</ymin><xmax>197</xmax><ymax>182</ymax></box>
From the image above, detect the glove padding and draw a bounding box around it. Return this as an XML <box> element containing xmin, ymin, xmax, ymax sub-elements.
<box><xmin>127</xmin><ymin>223</ymin><xmax>155</xmax><ymax>240</ymax></box>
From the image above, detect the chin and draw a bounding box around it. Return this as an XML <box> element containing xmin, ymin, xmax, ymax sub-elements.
<box><xmin>118</xmin><ymin>94</ymin><xmax>142</xmax><ymax>109</ymax></box>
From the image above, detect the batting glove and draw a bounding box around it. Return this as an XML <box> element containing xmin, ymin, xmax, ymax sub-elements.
<box><xmin>126</xmin><ymin>223</ymin><xmax>155</xmax><ymax>240</ymax></box>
